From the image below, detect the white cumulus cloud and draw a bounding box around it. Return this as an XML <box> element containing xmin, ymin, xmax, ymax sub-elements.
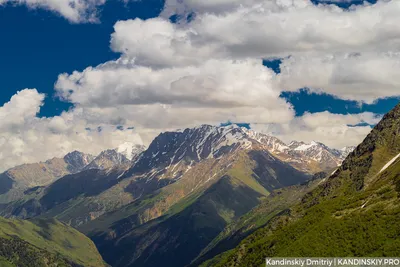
<box><xmin>55</xmin><ymin>58</ymin><xmax>295</xmax><ymax>129</ymax></box>
<box><xmin>0</xmin><ymin>0</ymin><xmax>107</xmax><ymax>23</ymax></box>
<box><xmin>278</xmin><ymin>52</ymin><xmax>400</xmax><ymax>103</ymax></box>
<box><xmin>0</xmin><ymin>89</ymin><xmax>143</xmax><ymax>172</ymax></box>
<box><xmin>125</xmin><ymin>0</ymin><xmax>400</xmax><ymax>65</ymax></box>
<box><xmin>108</xmin><ymin>0</ymin><xmax>400</xmax><ymax>102</ymax></box>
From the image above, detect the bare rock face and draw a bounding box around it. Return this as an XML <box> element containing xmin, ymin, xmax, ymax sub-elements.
<box><xmin>64</xmin><ymin>151</ymin><xmax>95</xmax><ymax>173</ymax></box>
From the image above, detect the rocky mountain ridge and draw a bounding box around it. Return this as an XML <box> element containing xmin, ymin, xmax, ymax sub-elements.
<box><xmin>244</xmin><ymin>128</ymin><xmax>354</xmax><ymax>172</ymax></box>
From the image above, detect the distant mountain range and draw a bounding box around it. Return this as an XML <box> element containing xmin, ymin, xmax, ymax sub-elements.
<box><xmin>0</xmin><ymin>143</ymin><xmax>146</xmax><ymax>204</ymax></box>
<box><xmin>0</xmin><ymin>127</ymin><xmax>352</xmax><ymax>205</ymax></box>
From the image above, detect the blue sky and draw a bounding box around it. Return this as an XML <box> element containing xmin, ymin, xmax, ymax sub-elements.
<box><xmin>0</xmin><ymin>0</ymin><xmax>164</xmax><ymax>117</ymax></box>
<box><xmin>0</xmin><ymin>0</ymin><xmax>399</xmax><ymax>170</ymax></box>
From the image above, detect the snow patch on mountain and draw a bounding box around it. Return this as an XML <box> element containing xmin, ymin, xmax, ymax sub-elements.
<box><xmin>243</xmin><ymin>129</ymin><xmax>289</xmax><ymax>153</ymax></box>
<box><xmin>294</xmin><ymin>142</ymin><xmax>317</xmax><ymax>152</ymax></box>
<box><xmin>379</xmin><ymin>152</ymin><xmax>400</xmax><ymax>174</ymax></box>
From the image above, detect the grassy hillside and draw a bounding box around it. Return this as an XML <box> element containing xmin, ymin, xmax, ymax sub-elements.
<box><xmin>0</xmin><ymin>217</ymin><xmax>105</xmax><ymax>267</ymax></box>
<box><xmin>203</xmin><ymin>103</ymin><xmax>400</xmax><ymax>267</ymax></box>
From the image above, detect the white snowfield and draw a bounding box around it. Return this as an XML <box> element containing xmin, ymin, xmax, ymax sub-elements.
<box><xmin>294</xmin><ymin>141</ymin><xmax>318</xmax><ymax>151</ymax></box>
<box><xmin>379</xmin><ymin>152</ymin><xmax>400</xmax><ymax>174</ymax></box>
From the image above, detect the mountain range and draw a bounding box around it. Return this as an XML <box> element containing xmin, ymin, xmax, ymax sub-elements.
<box><xmin>3</xmin><ymin>120</ymin><xmax>390</xmax><ymax>267</ymax></box>
<box><xmin>0</xmin><ymin>143</ymin><xmax>146</xmax><ymax>204</ymax></box>
<box><xmin>0</xmin><ymin>126</ymin><xmax>351</xmax><ymax>222</ymax></box>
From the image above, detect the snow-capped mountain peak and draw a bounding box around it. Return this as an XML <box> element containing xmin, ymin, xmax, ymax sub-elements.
<box><xmin>294</xmin><ymin>142</ymin><xmax>316</xmax><ymax>151</ymax></box>
<box><xmin>123</xmin><ymin>124</ymin><xmax>357</xmax><ymax>176</ymax></box>
<box><xmin>242</xmin><ymin>129</ymin><xmax>289</xmax><ymax>153</ymax></box>
<box><xmin>116</xmin><ymin>142</ymin><xmax>147</xmax><ymax>161</ymax></box>
<box><xmin>340</xmin><ymin>146</ymin><xmax>356</xmax><ymax>153</ymax></box>
<box><xmin>242</xmin><ymin>133</ymin><xmax>355</xmax><ymax>172</ymax></box>
<box><xmin>288</xmin><ymin>141</ymin><xmax>306</xmax><ymax>149</ymax></box>
<box><xmin>128</xmin><ymin>124</ymin><xmax>254</xmax><ymax>175</ymax></box>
